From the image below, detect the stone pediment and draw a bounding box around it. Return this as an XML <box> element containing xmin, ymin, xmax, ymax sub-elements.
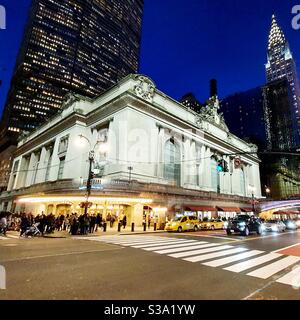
<box><xmin>196</xmin><ymin>96</ymin><xmax>229</xmax><ymax>132</ymax></box>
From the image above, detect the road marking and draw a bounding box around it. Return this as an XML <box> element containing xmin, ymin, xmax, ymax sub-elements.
<box><xmin>276</xmin><ymin>265</ymin><xmax>300</xmax><ymax>287</ymax></box>
<box><xmin>224</xmin><ymin>253</ymin><xmax>282</xmax><ymax>273</ymax></box>
<box><xmin>132</xmin><ymin>240</ymin><xmax>197</xmax><ymax>249</ymax></box>
<box><xmin>154</xmin><ymin>243</ymin><xmax>217</xmax><ymax>254</ymax></box>
<box><xmin>273</xmin><ymin>242</ymin><xmax>300</xmax><ymax>253</ymax></box>
<box><xmin>247</xmin><ymin>256</ymin><xmax>300</xmax><ymax>279</ymax></box>
<box><xmin>203</xmin><ymin>250</ymin><xmax>264</xmax><ymax>267</ymax></box>
<box><xmin>169</xmin><ymin>244</ymin><xmax>233</xmax><ymax>258</ymax></box>
<box><xmin>106</xmin><ymin>239</ymin><xmax>183</xmax><ymax>246</ymax></box>
<box><xmin>0</xmin><ymin>248</ymin><xmax>123</xmax><ymax>263</ymax></box>
<box><xmin>184</xmin><ymin>247</ymin><xmax>248</xmax><ymax>263</ymax></box>
<box><xmin>135</xmin><ymin>240</ymin><xmax>199</xmax><ymax>250</ymax></box>
<box><xmin>75</xmin><ymin>235</ymin><xmax>300</xmax><ymax>288</ymax></box>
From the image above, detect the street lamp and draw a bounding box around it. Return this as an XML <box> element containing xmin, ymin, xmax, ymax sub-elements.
<box><xmin>265</xmin><ymin>186</ymin><xmax>271</xmax><ymax>198</ymax></box>
<box><xmin>248</xmin><ymin>185</ymin><xmax>256</xmax><ymax>214</ymax></box>
<box><xmin>128</xmin><ymin>166</ymin><xmax>133</xmax><ymax>183</ymax></box>
<box><xmin>78</xmin><ymin>134</ymin><xmax>108</xmax><ymax>215</ymax></box>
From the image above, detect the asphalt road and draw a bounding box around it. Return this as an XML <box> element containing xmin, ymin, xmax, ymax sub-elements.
<box><xmin>1</xmin><ymin>230</ymin><xmax>300</xmax><ymax>300</ymax></box>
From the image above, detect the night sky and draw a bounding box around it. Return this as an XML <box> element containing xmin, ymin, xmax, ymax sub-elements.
<box><xmin>0</xmin><ymin>0</ymin><xmax>300</xmax><ymax>118</ymax></box>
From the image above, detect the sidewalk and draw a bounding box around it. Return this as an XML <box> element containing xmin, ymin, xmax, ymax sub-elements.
<box><xmin>3</xmin><ymin>226</ymin><xmax>167</xmax><ymax>239</ymax></box>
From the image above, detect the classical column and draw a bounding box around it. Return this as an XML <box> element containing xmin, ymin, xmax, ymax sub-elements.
<box><xmin>157</xmin><ymin>127</ymin><xmax>165</xmax><ymax>178</ymax></box>
<box><xmin>189</xmin><ymin>140</ymin><xmax>197</xmax><ymax>186</ymax></box>
<box><xmin>25</xmin><ymin>153</ymin><xmax>35</xmax><ymax>187</ymax></box>
<box><xmin>35</xmin><ymin>147</ymin><xmax>47</xmax><ymax>183</ymax></box>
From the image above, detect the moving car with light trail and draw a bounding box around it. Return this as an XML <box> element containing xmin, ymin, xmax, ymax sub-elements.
<box><xmin>262</xmin><ymin>220</ymin><xmax>286</xmax><ymax>232</ymax></box>
<box><xmin>226</xmin><ymin>214</ymin><xmax>262</xmax><ymax>236</ymax></box>
<box><xmin>165</xmin><ymin>215</ymin><xmax>199</xmax><ymax>232</ymax></box>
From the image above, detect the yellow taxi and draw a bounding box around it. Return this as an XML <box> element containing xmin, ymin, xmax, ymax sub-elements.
<box><xmin>165</xmin><ymin>215</ymin><xmax>199</xmax><ymax>232</ymax></box>
<box><xmin>200</xmin><ymin>219</ymin><xmax>225</xmax><ymax>230</ymax></box>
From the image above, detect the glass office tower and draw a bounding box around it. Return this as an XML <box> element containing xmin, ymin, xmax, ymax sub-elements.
<box><xmin>0</xmin><ymin>0</ymin><xmax>144</xmax><ymax>136</ymax></box>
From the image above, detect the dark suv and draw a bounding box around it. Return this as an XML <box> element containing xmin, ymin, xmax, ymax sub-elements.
<box><xmin>226</xmin><ymin>215</ymin><xmax>262</xmax><ymax>236</ymax></box>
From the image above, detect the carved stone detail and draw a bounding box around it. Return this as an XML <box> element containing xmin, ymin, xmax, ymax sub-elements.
<box><xmin>134</xmin><ymin>75</ymin><xmax>156</xmax><ymax>102</ymax></box>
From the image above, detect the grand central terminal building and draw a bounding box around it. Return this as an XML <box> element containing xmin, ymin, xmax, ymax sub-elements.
<box><xmin>0</xmin><ymin>75</ymin><xmax>262</xmax><ymax>227</ymax></box>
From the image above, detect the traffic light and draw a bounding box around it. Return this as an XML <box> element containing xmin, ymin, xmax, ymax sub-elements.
<box><xmin>217</xmin><ymin>159</ymin><xmax>229</xmax><ymax>173</ymax></box>
<box><xmin>217</xmin><ymin>161</ymin><xmax>223</xmax><ymax>172</ymax></box>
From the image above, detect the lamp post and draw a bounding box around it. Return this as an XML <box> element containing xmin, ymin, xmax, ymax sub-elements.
<box><xmin>128</xmin><ymin>166</ymin><xmax>133</xmax><ymax>183</ymax></box>
<box><xmin>78</xmin><ymin>134</ymin><xmax>108</xmax><ymax>215</ymax></box>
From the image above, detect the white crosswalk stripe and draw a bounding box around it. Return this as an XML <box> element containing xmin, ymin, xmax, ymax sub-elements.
<box><xmin>138</xmin><ymin>240</ymin><xmax>200</xmax><ymax>250</ymax></box>
<box><xmin>203</xmin><ymin>250</ymin><xmax>264</xmax><ymax>267</ymax></box>
<box><xmin>224</xmin><ymin>253</ymin><xmax>282</xmax><ymax>273</ymax></box>
<box><xmin>247</xmin><ymin>256</ymin><xmax>300</xmax><ymax>279</ymax></box>
<box><xmin>155</xmin><ymin>242</ymin><xmax>215</xmax><ymax>254</ymax></box>
<box><xmin>76</xmin><ymin>235</ymin><xmax>300</xmax><ymax>288</ymax></box>
<box><xmin>183</xmin><ymin>247</ymin><xmax>248</xmax><ymax>263</ymax></box>
<box><xmin>168</xmin><ymin>244</ymin><xmax>233</xmax><ymax>258</ymax></box>
<box><xmin>276</xmin><ymin>265</ymin><xmax>300</xmax><ymax>287</ymax></box>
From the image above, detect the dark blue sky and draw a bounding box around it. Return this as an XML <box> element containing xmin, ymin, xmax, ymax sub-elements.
<box><xmin>0</xmin><ymin>0</ymin><xmax>300</xmax><ymax>117</ymax></box>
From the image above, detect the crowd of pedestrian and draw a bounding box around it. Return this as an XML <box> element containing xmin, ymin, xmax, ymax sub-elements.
<box><xmin>0</xmin><ymin>210</ymin><xmax>128</xmax><ymax>237</ymax></box>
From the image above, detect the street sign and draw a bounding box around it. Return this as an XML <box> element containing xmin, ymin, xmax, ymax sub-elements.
<box><xmin>234</xmin><ymin>157</ymin><xmax>242</xmax><ymax>169</ymax></box>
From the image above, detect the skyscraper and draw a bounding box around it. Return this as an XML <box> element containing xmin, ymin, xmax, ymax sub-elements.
<box><xmin>180</xmin><ymin>93</ymin><xmax>202</xmax><ymax>113</ymax></box>
<box><xmin>265</xmin><ymin>14</ymin><xmax>300</xmax><ymax>148</ymax></box>
<box><xmin>0</xmin><ymin>0</ymin><xmax>144</xmax><ymax>138</ymax></box>
<box><xmin>220</xmin><ymin>87</ymin><xmax>267</xmax><ymax>150</ymax></box>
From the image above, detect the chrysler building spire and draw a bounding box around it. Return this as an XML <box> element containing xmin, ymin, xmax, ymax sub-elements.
<box><xmin>268</xmin><ymin>14</ymin><xmax>286</xmax><ymax>50</ymax></box>
<box><xmin>265</xmin><ymin>14</ymin><xmax>300</xmax><ymax>148</ymax></box>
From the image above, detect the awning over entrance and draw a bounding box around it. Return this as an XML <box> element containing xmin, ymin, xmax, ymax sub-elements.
<box><xmin>185</xmin><ymin>206</ymin><xmax>216</xmax><ymax>212</ymax></box>
<box><xmin>275</xmin><ymin>211</ymin><xmax>299</xmax><ymax>215</ymax></box>
<box><xmin>241</xmin><ymin>208</ymin><xmax>253</xmax><ymax>212</ymax></box>
<box><xmin>217</xmin><ymin>207</ymin><xmax>241</xmax><ymax>212</ymax></box>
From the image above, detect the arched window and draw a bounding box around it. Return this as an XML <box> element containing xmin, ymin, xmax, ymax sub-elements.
<box><xmin>164</xmin><ymin>139</ymin><xmax>181</xmax><ymax>186</ymax></box>
<box><xmin>239</xmin><ymin>168</ymin><xmax>246</xmax><ymax>196</ymax></box>
<box><xmin>211</xmin><ymin>157</ymin><xmax>220</xmax><ymax>193</ymax></box>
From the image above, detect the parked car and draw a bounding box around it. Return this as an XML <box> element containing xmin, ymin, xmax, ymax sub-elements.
<box><xmin>262</xmin><ymin>220</ymin><xmax>286</xmax><ymax>232</ymax></box>
<box><xmin>294</xmin><ymin>219</ymin><xmax>300</xmax><ymax>229</ymax></box>
<box><xmin>283</xmin><ymin>220</ymin><xmax>297</xmax><ymax>230</ymax></box>
<box><xmin>200</xmin><ymin>219</ymin><xmax>224</xmax><ymax>230</ymax></box>
<box><xmin>226</xmin><ymin>214</ymin><xmax>262</xmax><ymax>236</ymax></box>
<box><xmin>165</xmin><ymin>215</ymin><xmax>199</xmax><ymax>232</ymax></box>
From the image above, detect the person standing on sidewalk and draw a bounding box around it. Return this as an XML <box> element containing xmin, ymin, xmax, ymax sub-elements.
<box><xmin>0</xmin><ymin>213</ymin><xmax>7</xmax><ymax>236</ymax></box>
<box><xmin>95</xmin><ymin>213</ymin><xmax>102</xmax><ymax>232</ymax></box>
<box><xmin>122</xmin><ymin>215</ymin><xmax>127</xmax><ymax>229</ymax></box>
<box><xmin>89</xmin><ymin>214</ymin><xmax>96</xmax><ymax>233</ymax></box>
<box><xmin>20</xmin><ymin>213</ymin><xmax>30</xmax><ymax>237</ymax></box>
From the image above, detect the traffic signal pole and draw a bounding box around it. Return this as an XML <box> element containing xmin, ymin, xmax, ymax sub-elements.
<box><xmin>84</xmin><ymin>151</ymin><xmax>95</xmax><ymax>215</ymax></box>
